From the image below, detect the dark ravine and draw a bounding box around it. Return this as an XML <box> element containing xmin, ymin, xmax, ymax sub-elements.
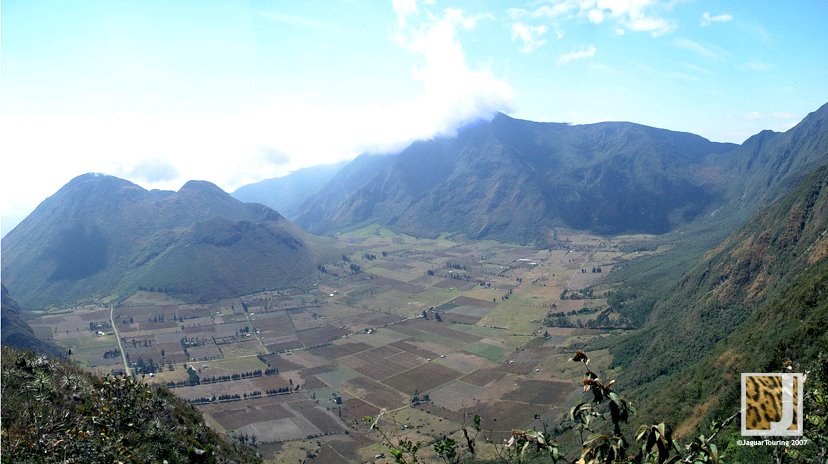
<box><xmin>1</xmin><ymin>284</ymin><xmax>65</xmax><ymax>358</ymax></box>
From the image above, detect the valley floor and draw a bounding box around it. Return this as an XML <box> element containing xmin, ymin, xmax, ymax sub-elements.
<box><xmin>28</xmin><ymin>226</ymin><xmax>660</xmax><ymax>463</ymax></box>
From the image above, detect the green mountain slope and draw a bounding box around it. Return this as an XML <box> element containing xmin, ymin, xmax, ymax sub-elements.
<box><xmin>608</xmin><ymin>163</ymin><xmax>828</xmax><ymax>439</ymax></box>
<box><xmin>1</xmin><ymin>174</ymin><xmax>336</xmax><ymax>308</ymax></box>
<box><xmin>297</xmin><ymin>115</ymin><xmax>737</xmax><ymax>242</ymax></box>
<box><xmin>0</xmin><ymin>346</ymin><xmax>260</xmax><ymax>463</ymax></box>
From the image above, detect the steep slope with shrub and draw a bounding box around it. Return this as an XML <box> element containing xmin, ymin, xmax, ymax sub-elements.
<box><xmin>0</xmin><ymin>346</ymin><xmax>260</xmax><ymax>463</ymax></box>
<box><xmin>608</xmin><ymin>163</ymin><xmax>828</xmax><ymax>442</ymax></box>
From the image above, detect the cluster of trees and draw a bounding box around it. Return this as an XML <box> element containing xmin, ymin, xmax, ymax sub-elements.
<box><xmin>188</xmin><ymin>393</ymin><xmax>245</xmax><ymax>404</ymax></box>
<box><xmin>180</xmin><ymin>336</ymin><xmax>210</xmax><ymax>349</ymax></box>
<box><xmin>88</xmin><ymin>321</ymin><xmax>110</xmax><ymax>331</ymax></box>
<box><xmin>544</xmin><ymin>315</ymin><xmax>578</xmax><ymax>328</ymax></box>
<box><xmin>266</xmin><ymin>387</ymin><xmax>295</xmax><ymax>396</ymax></box>
<box><xmin>363</xmin><ymin>253</ymin><xmax>377</xmax><ymax>260</ymax></box>
<box><xmin>103</xmin><ymin>348</ymin><xmax>120</xmax><ymax>359</ymax></box>
<box><xmin>499</xmin><ymin>288</ymin><xmax>514</xmax><ymax>301</ymax></box>
<box><xmin>422</xmin><ymin>309</ymin><xmax>442</xmax><ymax>321</ymax></box>
<box><xmin>130</xmin><ymin>338</ymin><xmax>152</xmax><ymax>348</ymax></box>
<box><xmin>136</xmin><ymin>285</ymin><xmax>198</xmax><ymax>295</ymax></box>
<box><xmin>229</xmin><ymin>431</ymin><xmax>258</xmax><ymax>446</ymax></box>
<box><xmin>132</xmin><ymin>357</ymin><xmax>158</xmax><ymax>374</ymax></box>
<box><xmin>544</xmin><ymin>308</ymin><xmax>632</xmax><ymax>329</ymax></box>
<box><xmin>548</xmin><ymin>307</ymin><xmax>600</xmax><ymax>319</ymax></box>
<box><xmin>198</xmin><ymin>368</ymin><xmax>278</xmax><ymax>384</ymax></box>
<box><xmin>560</xmin><ymin>287</ymin><xmax>594</xmax><ymax>300</ymax></box>
<box><xmin>186</xmin><ymin>367</ymin><xmax>200</xmax><ymax>385</ymax></box>
<box><xmin>147</xmin><ymin>313</ymin><xmax>166</xmax><ymax>323</ymax></box>
<box><xmin>410</xmin><ymin>390</ymin><xmax>431</xmax><ymax>405</ymax></box>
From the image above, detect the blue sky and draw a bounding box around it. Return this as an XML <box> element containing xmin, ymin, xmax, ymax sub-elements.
<box><xmin>2</xmin><ymin>0</ymin><xmax>828</xmax><ymax>234</ymax></box>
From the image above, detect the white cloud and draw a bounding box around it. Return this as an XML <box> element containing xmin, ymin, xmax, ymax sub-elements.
<box><xmin>392</xmin><ymin>4</ymin><xmax>513</xmax><ymax>137</ymax></box>
<box><xmin>741</xmin><ymin>60</ymin><xmax>772</xmax><ymax>71</ymax></box>
<box><xmin>512</xmin><ymin>22</ymin><xmax>549</xmax><ymax>53</ymax></box>
<box><xmin>680</xmin><ymin>63</ymin><xmax>710</xmax><ymax>75</ymax></box>
<box><xmin>393</xmin><ymin>0</ymin><xmax>419</xmax><ymax>19</ymax></box>
<box><xmin>588</xmin><ymin>9</ymin><xmax>605</xmax><ymax>24</ymax></box>
<box><xmin>700</xmin><ymin>12</ymin><xmax>733</xmax><ymax>27</ymax></box>
<box><xmin>510</xmin><ymin>0</ymin><xmax>675</xmax><ymax>37</ymax></box>
<box><xmin>673</xmin><ymin>37</ymin><xmax>727</xmax><ymax>60</ymax></box>
<box><xmin>773</xmin><ymin>112</ymin><xmax>796</xmax><ymax>119</ymax></box>
<box><xmin>556</xmin><ymin>44</ymin><xmax>597</xmax><ymax>64</ymax></box>
<box><xmin>588</xmin><ymin>62</ymin><xmax>614</xmax><ymax>73</ymax></box>
<box><xmin>0</xmin><ymin>1</ymin><xmax>514</xmax><ymax>234</ymax></box>
<box><xmin>596</xmin><ymin>0</ymin><xmax>675</xmax><ymax>36</ymax></box>
<box><xmin>742</xmin><ymin>111</ymin><xmax>798</xmax><ymax>123</ymax></box>
<box><xmin>259</xmin><ymin>12</ymin><xmax>341</xmax><ymax>31</ymax></box>
<box><xmin>122</xmin><ymin>158</ymin><xmax>180</xmax><ymax>183</ymax></box>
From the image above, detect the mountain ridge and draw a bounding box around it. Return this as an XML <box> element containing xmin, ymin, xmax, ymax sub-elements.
<box><xmin>1</xmin><ymin>174</ymin><xmax>335</xmax><ymax>309</ymax></box>
<box><xmin>293</xmin><ymin>114</ymin><xmax>740</xmax><ymax>242</ymax></box>
<box><xmin>227</xmin><ymin>104</ymin><xmax>828</xmax><ymax>245</ymax></box>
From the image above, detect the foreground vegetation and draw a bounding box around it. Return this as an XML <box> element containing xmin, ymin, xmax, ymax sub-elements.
<box><xmin>0</xmin><ymin>346</ymin><xmax>260</xmax><ymax>463</ymax></box>
<box><xmin>366</xmin><ymin>350</ymin><xmax>828</xmax><ymax>464</ymax></box>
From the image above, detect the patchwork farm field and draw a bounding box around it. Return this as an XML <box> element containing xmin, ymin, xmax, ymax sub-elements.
<box><xmin>29</xmin><ymin>226</ymin><xmax>648</xmax><ymax>463</ymax></box>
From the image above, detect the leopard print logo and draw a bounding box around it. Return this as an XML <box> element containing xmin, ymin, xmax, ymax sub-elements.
<box><xmin>741</xmin><ymin>373</ymin><xmax>803</xmax><ymax>436</ymax></box>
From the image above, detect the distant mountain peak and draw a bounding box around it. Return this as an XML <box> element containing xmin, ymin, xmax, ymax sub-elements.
<box><xmin>180</xmin><ymin>179</ymin><xmax>225</xmax><ymax>192</ymax></box>
<box><xmin>62</xmin><ymin>172</ymin><xmax>136</xmax><ymax>190</ymax></box>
